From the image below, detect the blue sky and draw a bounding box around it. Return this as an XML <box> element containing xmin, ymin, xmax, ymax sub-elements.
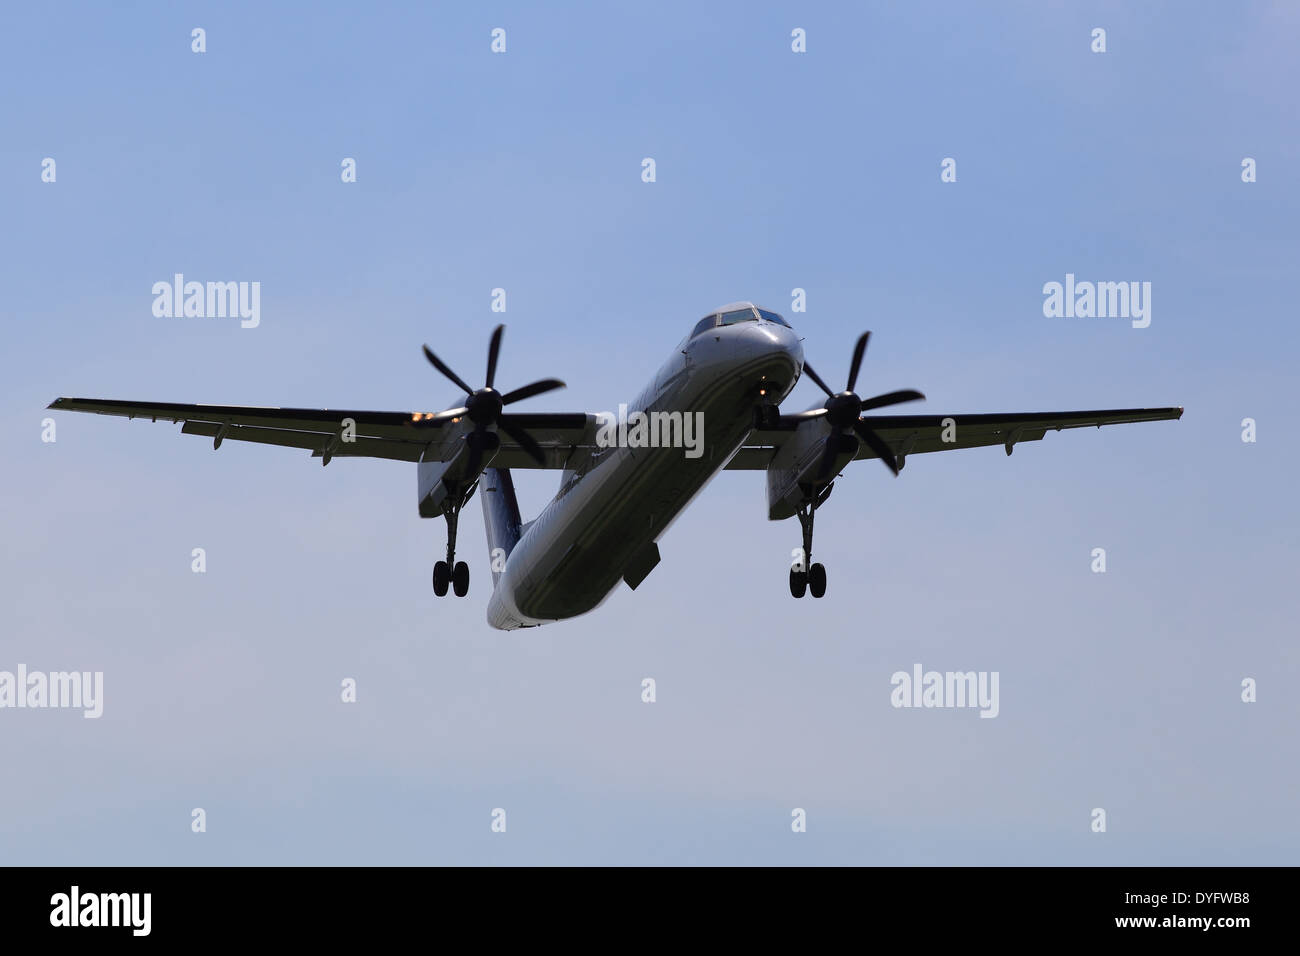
<box><xmin>2</xmin><ymin>1</ymin><xmax>1297</xmax><ymax>864</ymax></box>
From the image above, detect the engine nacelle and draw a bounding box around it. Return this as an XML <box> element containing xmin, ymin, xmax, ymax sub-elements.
<box><xmin>418</xmin><ymin>450</ymin><xmax>461</xmax><ymax>517</ymax></box>
<box><xmin>765</xmin><ymin>423</ymin><xmax>857</xmax><ymax>519</ymax></box>
<box><xmin>418</xmin><ymin>430</ymin><xmax>499</xmax><ymax>517</ymax></box>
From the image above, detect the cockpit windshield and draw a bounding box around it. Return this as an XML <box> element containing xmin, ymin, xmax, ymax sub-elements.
<box><xmin>719</xmin><ymin>307</ymin><xmax>758</xmax><ymax>326</ymax></box>
<box><xmin>689</xmin><ymin>303</ymin><xmax>791</xmax><ymax>341</ymax></box>
<box><xmin>690</xmin><ymin>315</ymin><xmax>717</xmax><ymax>338</ymax></box>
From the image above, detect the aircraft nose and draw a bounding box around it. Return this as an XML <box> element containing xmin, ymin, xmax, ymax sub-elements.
<box><xmin>733</xmin><ymin>322</ymin><xmax>803</xmax><ymax>405</ymax></box>
<box><xmin>775</xmin><ymin>323</ymin><xmax>804</xmax><ymax>368</ymax></box>
<box><xmin>741</xmin><ymin>320</ymin><xmax>803</xmax><ymax>371</ymax></box>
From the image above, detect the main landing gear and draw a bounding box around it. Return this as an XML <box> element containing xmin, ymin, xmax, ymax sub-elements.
<box><xmin>789</xmin><ymin>483</ymin><xmax>831</xmax><ymax>599</ymax></box>
<box><xmin>432</xmin><ymin>506</ymin><xmax>470</xmax><ymax>598</ymax></box>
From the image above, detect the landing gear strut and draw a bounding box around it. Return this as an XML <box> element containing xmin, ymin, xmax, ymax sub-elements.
<box><xmin>433</xmin><ymin>504</ymin><xmax>470</xmax><ymax>598</ymax></box>
<box><xmin>789</xmin><ymin>484</ymin><xmax>830</xmax><ymax>599</ymax></box>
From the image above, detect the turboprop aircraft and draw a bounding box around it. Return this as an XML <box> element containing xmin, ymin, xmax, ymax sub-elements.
<box><xmin>48</xmin><ymin>302</ymin><xmax>1182</xmax><ymax>629</ymax></box>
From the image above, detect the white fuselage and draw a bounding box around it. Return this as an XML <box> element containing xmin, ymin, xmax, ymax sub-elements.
<box><xmin>485</xmin><ymin>321</ymin><xmax>803</xmax><ymax>629</ymax></box>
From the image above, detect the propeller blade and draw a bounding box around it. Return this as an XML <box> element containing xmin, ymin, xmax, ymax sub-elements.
<box><xmin>814</xmin><ymin>434</ymin><xmax>843</xmax><ymax>481</ymax></box>
<box><xmin>846</xmin><ymin>332</ymin><xmax>870</xmax><ymax>393</ymax></box>
<box><xmin>498</xmin><ymin>416</ymin><xmax>546</xmax><ymax>465</ymax></box>
<box><xmin>853</xmin><ymin>420</ymin><xmax>900</xmax><ymax>476</ymax></box>
<box><xmin>485</xmin><ymin>325</ymin><xmax>504</xmax><ymax>388</ymax></box>
<box><xmin>501</xmin><ymin>378</ymin><xmax>566</xmax><ymax>406</ymax></box>
<box><xmin>801</xmin><ymin>361</ymin><xmax>836</xmax><ymax>398</ymax></box>
<box><xmin>412</xmin><ymin>406</ymin><xmax>469</xmax><ymax>426</ymax></box>
<box><xmin>422</xmin><ymin>345</ymin><xmax>475</xmax><ymax>396</ymax></box>
<box><xmin>465</xmin><ymin>427</ymin><xmax>485</xmax><ymax>480</ymax></box>
<box><xmin>783</xmin><ymin>408</ymin><xmax>828</xmax><ymax>422</ymax></box>
<box><xmin>858</xmin><ymin>389</ymin><xmax>925</xmax><ymax>413</ymax></box>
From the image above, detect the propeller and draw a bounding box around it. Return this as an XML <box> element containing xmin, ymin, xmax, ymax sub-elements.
<box><xmin>418</xmin><ymin>325</ymin><xmax>565</xmax><ymax>479</ymax></box>
<box><xmin>792</xmin><ymin>332</ymin><xmax>925</xmax><ymax>479</ymax></box>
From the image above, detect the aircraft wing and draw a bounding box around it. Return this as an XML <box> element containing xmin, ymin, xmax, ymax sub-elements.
<box><xmin>728</xmin><ymin>407</ymin><xmax>1184</xmax><ymax>469</ymax></box>
<box><xmin>46</xmin><ymin>397</ymin><xmax>592</xmax><ymax>466</ymax></box>
<box><xmin>50</xmin><ymin>397</ymin><xmax>1182</xmax><ymax>470</ymax></box>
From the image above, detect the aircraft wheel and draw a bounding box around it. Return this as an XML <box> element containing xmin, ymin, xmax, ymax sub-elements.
<box><xmin>452</xmin><ymin>561</ymin><xmax>470</xmax><ymax>597</ymax></box>
<box><xmin>789</xmin><ymin>567</ymin><xmax>807</xmax><ymax>599</ymax></box>
<box><xmin>433</xmin><ymin>560</ymin><xmax>450</xmax><ymax>596</ymax></box>
<box><xmin>808</xmin><ymin>563</ymin><xmax>826</xmax><ymax>599</ymax></box>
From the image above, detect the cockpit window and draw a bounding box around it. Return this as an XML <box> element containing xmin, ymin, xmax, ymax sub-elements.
<box><xmin>758</xmin><ymin>309</ymin><xmax>790</xmax><ymax>327</ymax></box>
<box><xmin>719</xmin><ymin>307</ymin><xmax>758</xmax><ymax>326</ymax></box>
<box><xmin>691</xmin><ymin>315</ymin><xmax>717</xmax><ymax>338</ymax></box>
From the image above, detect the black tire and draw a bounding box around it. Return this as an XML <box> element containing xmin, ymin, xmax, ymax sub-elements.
<box><xmin>789</xmin><ymin>567</ymin><xmax>807</xmax><ymax>598</ymax></box>
<box><xmin>809</xmin><ymin>563</ymin><xmax>826</xmax><ymax>598</ymax></box>
<box><xmin>433</xmin><ymin>560</ymin><xmax>450</xmax><ymax>596</ymax></box>
<box><xmin>452</xmin><ymin>561</ymin><xmax>470</xmax><ymax>597</ymax></box>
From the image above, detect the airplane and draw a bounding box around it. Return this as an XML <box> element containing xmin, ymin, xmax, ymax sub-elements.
<box><xmin>48</xmin><ymin>301</ymin><xmax>1183</xmax><ymax>629</ymax></box>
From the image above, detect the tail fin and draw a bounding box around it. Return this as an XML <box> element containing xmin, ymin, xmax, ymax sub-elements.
<box><xmin>480</xmin><ymin>467</ymin><xmax>523</xmax><ymax>588</ymax></box>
